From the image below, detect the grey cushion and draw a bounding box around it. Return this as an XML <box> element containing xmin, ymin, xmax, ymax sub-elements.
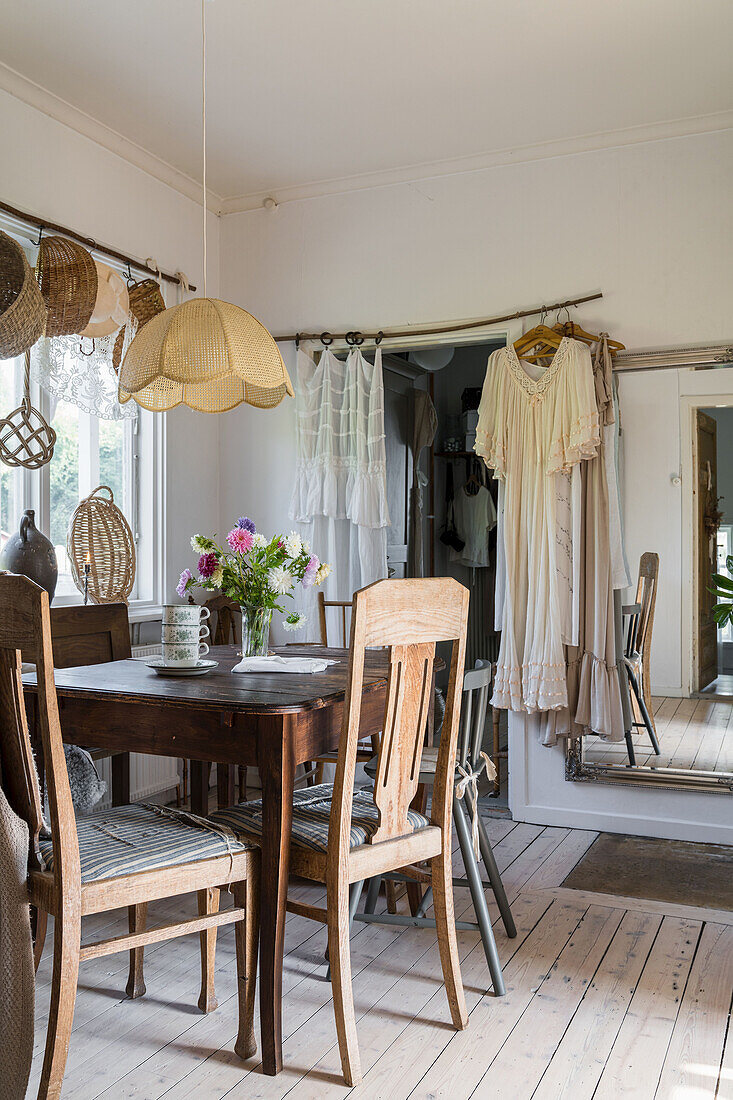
<box><xmin>212</xmin><ymin>782</ymin><xmax>431</xmax><ymax>853</ymax></box>
<box><xmin>38</xmin><ymin>803</ymin><xmax>252</xmax><ymax>883</ymax></box>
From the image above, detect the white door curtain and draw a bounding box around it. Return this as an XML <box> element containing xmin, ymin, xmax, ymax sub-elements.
<box><xmin>289</xmin><ymin>346</ymin><xmax>390</xmax><ymax>641</ymax></box>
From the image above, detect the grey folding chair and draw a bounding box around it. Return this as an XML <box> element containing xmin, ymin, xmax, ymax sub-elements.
<box><xmin>356</xmin><ymin>660</ymin><xmax>516</xmax><ymax>996</ymax></box>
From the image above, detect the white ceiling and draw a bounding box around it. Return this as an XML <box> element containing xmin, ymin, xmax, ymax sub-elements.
<box><xmin>2</xmin><ymin>0</ymin><xmax>732</xmax><ymax>210</ymax></box>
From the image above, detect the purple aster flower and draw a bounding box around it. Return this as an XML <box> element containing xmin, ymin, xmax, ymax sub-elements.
<box><xmin>227</xmin><ymin>527</ymin><xmax>254</xmax><ymax>553</ymax></box>
<box><xmin>302</xmin><ymin>554</ymin><xmax>320</xmax><ymax>588</ymax></box>
<box><xmin>176</xmin><ymin>568</ymin><xmax>194</xmax><ymax>598</ymax></box>
<box><xmin>237</xmin><ymin>516</ymin><xmax>256</xmax><ymax>534</ymax></box>
<box><xmin>198</xmin><ymin>552</ymin><xmax>218</xmax><ymax>579</ymax></box>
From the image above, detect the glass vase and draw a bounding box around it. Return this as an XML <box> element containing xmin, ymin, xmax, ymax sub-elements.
<box><xmin>240</xmin><ymin>604</ymin><xmax>272</xmax><ymax>657</ymax></box>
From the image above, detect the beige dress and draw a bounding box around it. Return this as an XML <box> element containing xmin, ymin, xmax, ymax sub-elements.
<box><xmin>475</xmin><ymin>337</ymin><xmax>600</xmax><ymax>712</ymax></box>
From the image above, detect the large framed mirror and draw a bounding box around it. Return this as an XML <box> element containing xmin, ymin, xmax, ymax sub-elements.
<box><xmin>565</xmin><ymin>342</ymin><xmax>733</xmax><ymax>796</ymax></box>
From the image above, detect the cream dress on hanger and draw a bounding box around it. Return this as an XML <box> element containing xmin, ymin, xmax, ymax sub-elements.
<box><xmin>475</xmin><ymin>337</ymin><xmax>600</xmax><ymax>713</ymax></box>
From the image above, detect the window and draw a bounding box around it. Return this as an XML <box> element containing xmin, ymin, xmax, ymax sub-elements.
<box><xmin>0</xmin><ymin>353</ymin><xmax>140</xmax><ymax>602</ymax></box>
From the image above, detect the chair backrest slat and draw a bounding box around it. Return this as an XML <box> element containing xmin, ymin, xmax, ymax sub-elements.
<box><xmin>0</xmin><ymin>574</ymin><xmax>80</xmax><ymax>885</ymax></box>
<box><xmin>205</xmin><ymin>595</ymin><xmax>240</xmax><ymax>646</ymax></box>
<box><xmin>464</xmin><ymin>661</ymin><xmax>493</xmax><ymax>769</ymax></box>
<box><xmin>0</xmin><ymin>647</ymin><xmax>44</xmax><ymax>867</ymax></box>
<box><xmin>371</xmin><ymin>641</ymin><xmax>435</xmax><ymax>844</ymax></box>
<box><xmin>329</xmin><ymin>578</ymin><xmax>469</xmax><ymax>866</ymax></box>
<box><xmin>635</xmin><ymin>552</ymin><xmax>659</xmax><ymax>659</ymax></box>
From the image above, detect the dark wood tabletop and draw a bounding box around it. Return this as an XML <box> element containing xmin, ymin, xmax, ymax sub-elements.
<box><xmin>23</xmin><ymin>644</ymin><xmax>390</xmax><ymax>714</ymax></box>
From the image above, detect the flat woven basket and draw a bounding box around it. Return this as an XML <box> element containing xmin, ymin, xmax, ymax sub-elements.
<box><xmin>36</xmin><ymin>236</ymin><xmax>98</xmax><ymax>337</ymax></box>
<box><xmin>0</xmin><ymin>230</ymin><xmax>46</xmax><ymax>359</ymax></box>
<box><xmin>112</xmin><ymin>278</ymin><xmax>166</xmax><ymax>370</ymax></box>
<box><xmin>67</xmin><ymin>485</ymin><xmax>136</xmax><ymax>604</ymax></box>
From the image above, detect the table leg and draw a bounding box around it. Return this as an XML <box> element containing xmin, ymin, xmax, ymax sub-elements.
<box><xmin>111</xmin><ymin>753</ymin><xmax>130</xmax><ymax>806</ymax></box>
<box><xmin>216</xmin><ymin>763</ymin><xmax>236</xmax><ymax>809</ymax></box>
<box><xmin>257</xmin><ymin>714</ymin><xmax>295</xmax><ymax>1076</ymax></box>
<box><xmin>190</xmin><ymin>762</ymin><xmax>209</xmax><ymax>816</ymax></box>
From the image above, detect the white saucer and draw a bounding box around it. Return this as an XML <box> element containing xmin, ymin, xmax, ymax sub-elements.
<box><xmin>145</xmin><ymin>657</ymin><xmax>219</xmax><ymax>677</ymax></box>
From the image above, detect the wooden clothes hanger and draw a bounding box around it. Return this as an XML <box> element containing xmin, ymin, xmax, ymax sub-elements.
<box><xmin>463</xmin><ymin>457</ymin><xmax>483</xmax><ymax>496</ymax></box>
<box><xmin>512</xmin><ymin>322</ymin><xmax>564</xmax><ymax>363</ymax></box>
<box><xmin>551</xmin><ymin>309</ymin><xmax>626</xmax><ymax>352</ymax></box>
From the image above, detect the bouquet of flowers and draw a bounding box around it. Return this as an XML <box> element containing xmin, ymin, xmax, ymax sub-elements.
<box><xmin>177</xmin><ymin>517</ymin><xmax>330</xmax><ymax>654</ymax></box>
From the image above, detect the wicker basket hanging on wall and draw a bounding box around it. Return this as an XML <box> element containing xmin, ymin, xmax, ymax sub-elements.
<box><xmin>36</xmin><ymin>236</ymin><xmax>98</xmax><ymax>337</ymax></box>
<box><xmin>112</xmin><ymin>279</ymin><xmax>166</xmax><ymax>371</ymax></box>
<box><xmin>0</xmin><ymin>230</ymin><xmax>46</xmax><ymax>359</ymax></box>
<box><xmin>67</xmin><ymin>485</ymin><xmax>136</xmax><ymax>604</ymax></box>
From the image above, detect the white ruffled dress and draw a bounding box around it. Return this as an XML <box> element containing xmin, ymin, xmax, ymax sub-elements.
<box><xmin>475</xmin><ymin>337</ymin><xmax>600</xmax><ymax>713</ymax></box>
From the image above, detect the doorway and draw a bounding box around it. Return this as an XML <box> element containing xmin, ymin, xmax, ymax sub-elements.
<box><xmin>695</xmin><ymin>405</ymin><xmax>733</xmax><ymax>697</ymax></box>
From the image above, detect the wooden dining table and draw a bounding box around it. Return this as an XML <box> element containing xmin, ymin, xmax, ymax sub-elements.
<box><xmin>24</xmin><ymin>643</ymin><xmax>391</xmax><ymax>1076</ymax></box>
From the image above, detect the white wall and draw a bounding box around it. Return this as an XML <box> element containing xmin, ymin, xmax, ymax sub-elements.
<box><xmin>219</xmin><ymin>126</ymin><xmax>733</xmax><ymax>839</ymax></box>
<box><xmin>0</xmin><ymin>87</ymin><xmax>222</xmax><ymax>602</ymax></box>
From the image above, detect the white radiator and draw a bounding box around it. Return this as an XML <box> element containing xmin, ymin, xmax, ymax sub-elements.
<box><xmin>97</xmin><ymin>642</ymin><xmax>180</xmax><ymax>808</ymax></box>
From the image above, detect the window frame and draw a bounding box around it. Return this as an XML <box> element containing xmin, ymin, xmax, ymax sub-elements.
<box><xmin>0</xmin><ymin>221</ymin><xmax>166</xmax><ymax>620</ymax></box>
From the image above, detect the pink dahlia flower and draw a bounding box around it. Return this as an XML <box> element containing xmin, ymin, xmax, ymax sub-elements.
<box><xmin>227</xmin><ymin>527</ymin><xmax>254</xmax><ymax>553</ymax></box>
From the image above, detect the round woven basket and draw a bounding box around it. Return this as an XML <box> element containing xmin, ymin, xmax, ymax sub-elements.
<box><xmin>0</xmin><ymin>230</ymin><xmax>46</xmax><ymax>360</ymax></box>
<box><xmin>67</xmin><ymin>485</ymin><xmax>136</xmax><ymax>604</ymax></box>
<box><xmin>36</xmin><ymin>236</ymin><xmax>98</xmax><ymax>337</ymax></box>
<box><xmin>113</xmin><ymin>279</ymin><xmax>166</xmax><ymax>370</ymax></box>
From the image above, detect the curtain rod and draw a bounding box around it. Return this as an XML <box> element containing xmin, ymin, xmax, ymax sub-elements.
<box><xmin>0</xmin><ymin>199</ymin><xmax>196</xmax><ymax>292</ymax></box>
<box><xmin>277</xmin><ymin>291</ymin><xmax>603</xmax><ymax>346</ymax></box>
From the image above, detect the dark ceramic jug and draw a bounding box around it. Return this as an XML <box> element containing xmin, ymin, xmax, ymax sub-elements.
<box><xmin>0</xmin><ymin>510</ymin><xmax>58</xmax><ymax>599</ymax></box>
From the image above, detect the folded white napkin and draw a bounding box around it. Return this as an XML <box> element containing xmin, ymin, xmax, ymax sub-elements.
<box><xmin>231</xmin><ymin>655</ymin><xmax>338</xmax><ymax>675</ymax></box>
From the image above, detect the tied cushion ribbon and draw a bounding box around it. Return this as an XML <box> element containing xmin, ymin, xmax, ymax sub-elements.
<box><xmin>455</xmin><ymin>751</ymin><xmax>497</xmax><ymax>855</ymax></box>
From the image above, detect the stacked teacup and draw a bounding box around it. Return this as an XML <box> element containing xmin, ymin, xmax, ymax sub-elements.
<box><xmin>161</xmin><ymin>605</ymin><xmax>211</xmax><ymax>667</ymax></box>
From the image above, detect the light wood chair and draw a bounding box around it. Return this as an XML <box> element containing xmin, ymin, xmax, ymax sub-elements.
<box><xmin>212</xmin><ymin>577</ymin><xmax>471</xmax><ymax>1085</ymax></box>
<box><xmin>360</xmin><ymin>660</ymin><xmax>515</xmax><ymax>995</ymax></box>
<box><xmin>623</xmin><ymin>552</ymin><xmax>661</xmax><ymax>764</ymax></box>
<box><xmin>30</xmin><ymin>604</ymin><xmax>137</xmax><ymax>970</ymax></box>
<box><xmin>0</xmin><ymin>574</ymin><xmax>259</xmax><ymax>1100</ymax></box>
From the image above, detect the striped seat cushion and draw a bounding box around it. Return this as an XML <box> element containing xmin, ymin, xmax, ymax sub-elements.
<box><xmin>38</xmin><ymin>803</ymin><xmax>251</xmax><ymax>884</ymax></box>
<box><xmin>211</xmin><ymin>783</ymin><xmax>431</xmax><ymax>853</ymax></box>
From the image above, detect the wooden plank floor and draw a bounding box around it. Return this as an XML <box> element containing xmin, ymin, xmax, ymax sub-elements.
<box><xmin>584</xmin><ymin>695</ymin><xmax>733</xmax><ymax>773</ymax></box>
<box><xmin>29</xmin><ymin>818</ymin><xmax>733</xmax><ymax>1100</ymax></box>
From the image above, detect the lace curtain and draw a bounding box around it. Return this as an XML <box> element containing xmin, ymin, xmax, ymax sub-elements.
<box><xmin>30</xmin><ymin>325</ymin><xmax>138</xmax><ymax>422</ymax></box>
<box><xmin>289</xmin><ymin>346</ymin><xmax>390</xmax><ymax>639</ymax></box>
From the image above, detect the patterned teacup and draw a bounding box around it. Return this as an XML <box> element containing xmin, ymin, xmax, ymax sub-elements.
<box><xmin>161</xmin><ymin>623</ymin><xmax>210</xmax><ymax>644</ymax></box>
<box><xmin>162</xmin><ymin>604</ymin><xmax>211</xmax><ymax>626</ymax></box>
<box><xmin>161</xmin><ymin>638</ymin><xmax>210</xmax><ymax>668</ymax></box>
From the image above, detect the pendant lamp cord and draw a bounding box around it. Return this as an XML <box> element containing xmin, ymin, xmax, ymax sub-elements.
<box><xmin>201</xmin><ymin>0</ymin><xmax>207</xmax><ymax>299</ymax></box>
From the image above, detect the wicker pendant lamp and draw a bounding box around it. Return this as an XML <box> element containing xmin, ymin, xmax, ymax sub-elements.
<box><xmin>119</xmin><ymin>2</ymin><xmax>292</xmax><ymax>413</ymax></box>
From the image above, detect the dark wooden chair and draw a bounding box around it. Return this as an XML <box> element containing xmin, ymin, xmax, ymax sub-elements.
<box><xmin>48</xmin><ymin>603</ymin><xmax>133</xmax><ymax>806</ymax></box>
<box><xmin>623</xmin><ymin>552</ymin><xmax>661</xmax><ymax>764</ymax></box>
<box><xmin>1</xmin><ymin>574</ymin><xmax>259</xmax><ymax>1100</ymax></box>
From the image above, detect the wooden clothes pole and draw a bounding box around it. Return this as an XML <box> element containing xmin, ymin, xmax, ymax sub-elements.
<box><xmin>277</xmin><ymin>291</ymin><xmax>603</xmax><ymax>345</ymax></box>
<box><xmin>0</xmin><ymin>199</ymin><xmax>196</xmax><ymax>292</ymax></box>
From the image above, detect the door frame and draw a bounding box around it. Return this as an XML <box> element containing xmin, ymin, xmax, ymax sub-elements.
<box><xmin>681</xmin><ymin>391</ymin><xmax>733</xmax><ymax>696</ymax></box>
